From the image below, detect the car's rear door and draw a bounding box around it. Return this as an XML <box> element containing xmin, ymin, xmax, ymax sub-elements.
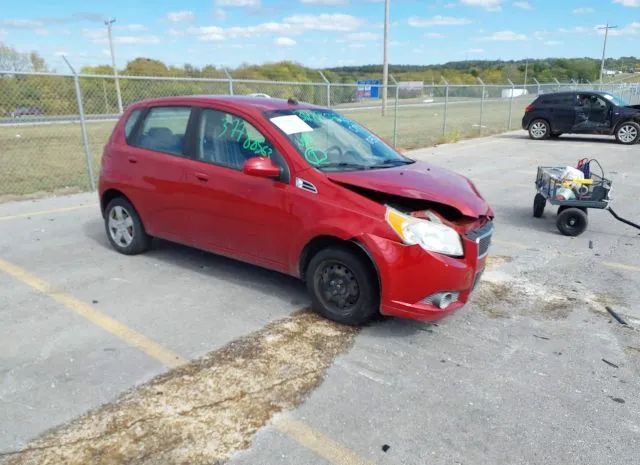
<box><xmin>181</xmin><ymin>107</ymin><xmax>298</xmax><ymax>271</ymax></box>
<box><xmin>551</xmin><ymin>94</ymin><xmax>577</xmax><ymax>132</ymax></box>
<box><xmin>124</xmin><ymin>105</ymin><xmax>194</xmax><ymax>242</ymax></box>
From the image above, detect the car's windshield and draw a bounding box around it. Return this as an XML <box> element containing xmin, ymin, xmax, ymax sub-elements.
<box><xmin>602</xmin><ymin>93</ymin><xmax>627</xmax><ymax>106</ymax></box>
<box><xmin>265</xmin><ymin>108</ymin><xmax>413</xmax><ymax>171</ymax></box>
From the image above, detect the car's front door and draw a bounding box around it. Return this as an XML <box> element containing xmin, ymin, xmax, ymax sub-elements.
<box><xmin>182</xmin><ymin>107</ymin><xmax>298</xmax><ymax>271</ymax></box>
<box><xmin>573</xmin><ymin>94</ymin><xmax>612</xmax><ymax>132</ymax></box>
<box><xmin>126</xmin><ymin>105</ymin><xmax>193</xmax><ymax>242</ymax></box>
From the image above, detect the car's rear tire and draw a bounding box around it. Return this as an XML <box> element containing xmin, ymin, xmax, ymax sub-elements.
<box><xmin>556</xmin><ymin>208</ymin><xmax>588</xmax><ymax>236</ymax></box>
<box><xmin>104</xmin><ymin>197</ymin><xmax>151</xmax><ymax>255</ymax></box>
<box><xmin>533</xmin><ymin>193</ymin><xmax>546</xmax><ymax>218</ymax></box>
<box><xmin>528</xmin><ymin>119</ymin><xmax>550</xmax><ymax>140</ymax></box>
<box><xmin>306</xmin><ymin>246</ymin><xmax>379</xmax><ymax>325</ymax></box>
<box><xmin>615</xmin><ymin>121</ymin><xmax>640</xmax><ymax>145</ymax></box>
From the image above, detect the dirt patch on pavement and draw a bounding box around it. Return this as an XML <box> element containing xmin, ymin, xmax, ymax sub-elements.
<box><xmin>485</xmin><ymin>255</ymin><xmax>513</xmax><ymax>270</ymax></box>
<box><xmin>0</xmin><ymin>311</ymin><xmax>357</xmax><ymax>465</ymax></box>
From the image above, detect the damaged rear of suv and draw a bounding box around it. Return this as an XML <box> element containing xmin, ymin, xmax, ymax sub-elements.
<box><xmin>99</xmin><ymin>96</ymin><xmax>493</xmax><ymax>326</ymax></box>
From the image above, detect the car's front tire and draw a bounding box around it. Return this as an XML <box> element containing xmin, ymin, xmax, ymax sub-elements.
<box><xmin>528</xmin><ymin>119</ymin><xmax>550</xmax><ymax>140</ymax></box>
<box><xmin>306</xmin><ymin>246</ymin><xmax>379</xmax><ymax>325</ymax></box>
<box><xmin>615</xmin><ymin>121</ymin><xmax>640</xmax><ymax>145</ymax></box>
<box><xmin>104</xmin><ymin>197</ymin><xmax>151</xmax><ymax>255</ymax></box>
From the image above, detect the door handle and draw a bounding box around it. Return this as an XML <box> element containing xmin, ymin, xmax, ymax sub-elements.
<box><xmin>195</xmin><ymin>172</ymin><xmax>209</xmax><ymax>182</ymax></box>
<box><xmin>127</xmin><ymin>156</ymin><xmax>138</xmax><ymax>164</ymax></box>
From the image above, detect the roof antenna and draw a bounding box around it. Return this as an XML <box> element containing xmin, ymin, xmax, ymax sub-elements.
<box><xmin>287</xmin><ymin>97</ymin><xmax>299</xmax><ymax>105</ymax></box>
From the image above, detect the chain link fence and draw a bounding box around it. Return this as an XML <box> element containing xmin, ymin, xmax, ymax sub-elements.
<box><xmin>1</xmin><ymin>70</ymin><xmax>639</xmax><ymax>199</ymax></box>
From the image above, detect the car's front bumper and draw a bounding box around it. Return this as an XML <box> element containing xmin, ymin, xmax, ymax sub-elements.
<box><xmin>359</xmin><ymin>222</ymin><xmax>492</xmax><ymax>321</ymax></box>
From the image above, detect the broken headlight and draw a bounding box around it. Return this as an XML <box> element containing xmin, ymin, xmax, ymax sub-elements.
<box><xmin>385</xmin><ymin>207</ymin><xmax>464</xmax><ymax>257</ymax></box>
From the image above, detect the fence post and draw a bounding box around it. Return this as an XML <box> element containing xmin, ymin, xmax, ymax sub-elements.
<box><xmin>507</xmin><ymin>78</ymin><xmax>514</xmax><ymax>130</ymax></box>
<box><xmin>318</xmin><ymin>71</ymin><xmax>331</xmax><ymax>108</ymax></box>
<box><xmin>390</xmin><ymin>74</ymin><xmax>399</xmax><ymax>147</ymax></box>
<box><xmin>477</xmin><ymin>77</ymin><xmax>485</xmax><ymax>135</ymax></box>
<box><xmin>553</xmin><ymin>78</ymin><xmax>560</xmax><ymax>92</ymax></box>
<box><xmin>441</xmin><ymin>76</ymin><xmax>449</xmax><ymax>136</ymax></box>
<box><xmin>533</xmin><ymin>77</ymin><xmax>540</xmax><ymax>95</ymax></box>
<box><xmin>223</xmin><ymin>68</ymin><xmax>234</xmax><ymax>95</ymax></box>
<box><xmin>62</xmin><ymin>56</ymin><xmax>96</xmax><ymax>191</ymax></box>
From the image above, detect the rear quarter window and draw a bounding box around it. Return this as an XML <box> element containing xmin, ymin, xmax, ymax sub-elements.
<box><xmin>124</xmin><ymin>109</ymin><xmax>143</xmax><ymax>142</ymax></box>
<box><xmin>135</xmin><ymin>106</ymin><xmax>192</xmax><ymax>156</ymax></box>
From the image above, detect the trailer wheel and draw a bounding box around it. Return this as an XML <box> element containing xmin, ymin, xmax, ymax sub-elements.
<box><xmin>556</xmin><ymin>208</ymin><xmax>588</xmax><ymax>236</ymax></box>
<box><xmin>533</xmin><ymin>194</ymin><xmax>546</xmax><ymax>218</ymax></box>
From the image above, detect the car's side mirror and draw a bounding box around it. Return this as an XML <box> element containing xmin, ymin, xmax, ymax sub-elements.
<box><xmin>243</xmin><ymin>156</ymin><xmax>281</xmax><ymax>179</ymax></box>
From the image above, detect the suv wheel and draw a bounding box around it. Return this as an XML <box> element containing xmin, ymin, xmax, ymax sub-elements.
<box><xmin>615</xmin><ymin>122</ymin><xmax>640</xmax><ymax>145</ymax></box>
<box><xmin>306</xmin><ymin>246</ymin><xmax>379</xmax><ymax>325</ymax></box>
<box><xmin>529</xmin><ymin>119</ymin><xmax>550</xmax><ymax>140</ymax></box>
<box><xmin>105</xmin><ymin>197</ymin><xmax>151</xmax><ymax>255</ymax></box>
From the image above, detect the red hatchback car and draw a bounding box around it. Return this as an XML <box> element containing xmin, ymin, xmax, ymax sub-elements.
<box><xmin>99</xmin><ymin>96</ymin><xmax>493</xmax><ymax>325</ymax></box>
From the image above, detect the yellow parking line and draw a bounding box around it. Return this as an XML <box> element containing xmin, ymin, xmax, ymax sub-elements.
<box><xmin>0</xmin><ymin>203</ymin><xmax>98</xmax><ymax>221</ymax></box>
<box><xmin>603</xmin><ymin>261</ymin><xmax>640</xmax><ymax>273</ymax></box>
<box><xmin>274</xmin><ymin>415</ymin><xmax>376</xmax><ymax>465</ymax></box>
<box><xmin>0</xmin><ymin>257</ymin><xmax>187</xmax><ymax>368</ymax></box>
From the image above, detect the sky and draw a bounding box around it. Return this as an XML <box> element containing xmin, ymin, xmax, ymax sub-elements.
<box><xmin>1</xmin><ymin>0</ymin><xmax>639</xmax><ymax>71</ymax></box>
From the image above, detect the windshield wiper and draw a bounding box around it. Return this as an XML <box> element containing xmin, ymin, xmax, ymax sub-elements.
<box><xmin>317</xmin><ymin>162</ymin><xmax>368</xmax><ymax>171</ymax></box>
<box><xmin>372</xmin><ymin>158</ymin><xmax>415</xmax><ymax>167</ymax></box>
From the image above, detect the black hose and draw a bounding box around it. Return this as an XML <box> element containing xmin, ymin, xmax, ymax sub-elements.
<box><xmin>608</xmin><ymin>207</ymin><xmax>640</xmax><ymax>231</ymax></box>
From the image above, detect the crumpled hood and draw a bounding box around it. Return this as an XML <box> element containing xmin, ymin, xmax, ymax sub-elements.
<box><xmin>326</xmin><ymin>161</ymin><xmax>490</xmax><ymax>218</ymax></box>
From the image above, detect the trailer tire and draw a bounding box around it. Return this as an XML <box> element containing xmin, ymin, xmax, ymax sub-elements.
<box><xmin>533</xmin><ymin>193</ymin><xmax>546</xmax><ymax>218</ymax></box>
<box><xmin>556</xmin><ymin>208</ymin><xmax>588</xmax><ymax>236</ymax></box>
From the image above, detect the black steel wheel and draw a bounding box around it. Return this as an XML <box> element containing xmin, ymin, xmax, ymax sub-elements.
<box><xmin>533</xmin><ymin>193</ymin><xmax>546</xmax><ymax>218</ymax></box>
<box><xmin>306</xmin><ymin>246</ymin><xmax>379</xmax><ymax>325</ymax></box>
<box><xmin>556</xmin><ymin>207</ymin><xmax>588</xmax><ymax>236</ymax></box>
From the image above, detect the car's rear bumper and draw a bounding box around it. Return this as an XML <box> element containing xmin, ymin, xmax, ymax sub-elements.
<box><xmin>359</xmin><ymin>224</ymin><xmax>491</xmax><ymax>321</ymax></box>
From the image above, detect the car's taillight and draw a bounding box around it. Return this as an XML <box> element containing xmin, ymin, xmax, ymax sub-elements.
<box><xmin>525</xmin><ymin>104</ymin><xmax>534</xmax><ymax>113</ymax></box>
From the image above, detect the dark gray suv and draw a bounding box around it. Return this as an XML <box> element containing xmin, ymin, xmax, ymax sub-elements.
<box><xmin>522</xmin><ymin>91</ymin><xmax>640</xmax><ymax>144</ymax></box>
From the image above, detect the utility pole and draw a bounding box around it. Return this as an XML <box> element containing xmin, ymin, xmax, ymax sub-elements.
<box><xmin>381</xmin><ymin>0</ymin><xmax>390</xmax><ymax>116</ymax></box>
<box><xmin>523</xmin><ymin>58</ymin><xmax>528</xmax><ymax>88</ymax></box>
<box><xmin>598</xmin><ymin>23</ymin><xmax>617</xmax><ymax>84</ymax></box>
<box><xmin>105</xmin><ymin>18</ymin><xmax>124</xmax><ymax>114</ymax></box>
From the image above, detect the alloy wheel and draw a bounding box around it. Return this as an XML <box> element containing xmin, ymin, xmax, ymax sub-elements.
<box><xmin>108</xmin><ymin>205</ymin><xmax>135</xmax><ymax>247</ymax></box>
<box><xmin>618</xmin><ymin>124</ymin><xmax>638</xmax><ymax>144</ymax></box>
<box><xmin>530</xmin><ymin>121</ymin><xmax>547</xmax><ymax>139</ymax></box>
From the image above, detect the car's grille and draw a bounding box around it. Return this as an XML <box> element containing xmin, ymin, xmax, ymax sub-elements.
<box><xmin>466</xmin><ymin>221</ymin><xmax>494</xmax><ymax>258</ymax></box>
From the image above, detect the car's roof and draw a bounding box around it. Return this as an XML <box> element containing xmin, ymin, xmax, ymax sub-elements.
<box><xmin>132</xmin><ymin>95</ymin><xmax>321</xmax><ymax>111</ymax></box>
<box><xmin>542</xmin><ymin>90</ymin><xmax>613</xmax><ymax>97</ymax></box>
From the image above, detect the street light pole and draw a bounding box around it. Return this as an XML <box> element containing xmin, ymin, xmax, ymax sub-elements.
<box><xmin>598</xmin><ymin>23</ymin><xmax>617</xmax><ymax>85</ymax></box>
<box><xmin>105</xmin><ymin>18</ymin><xmax>124</xmax><ymax>114</ymax></box>
<box><xmin>381</xmin><ymin>0</ymin><xmax>390</xmax><ymax>116</ymax></box>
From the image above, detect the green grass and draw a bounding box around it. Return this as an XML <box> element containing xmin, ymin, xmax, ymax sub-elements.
<box><xmin>0</xmin><ymin>97</ymin><xmax>531</xmax><ymax>199</ymax></box>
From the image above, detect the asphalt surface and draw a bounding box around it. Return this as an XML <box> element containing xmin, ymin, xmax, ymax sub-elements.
<box><xmin>1</xmin><ymin>131</ymin><xmax>639</xmax><ymax>465</ymax></box>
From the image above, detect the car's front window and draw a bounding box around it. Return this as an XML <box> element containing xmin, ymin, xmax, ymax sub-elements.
<box><xmin>602</xmin><ymin>93</ymin><xmax>627</xmax><ymax>106</ymax></box>
<box><xmin>264</xmin><ymin>109</ymin><xmax>413</xmax><ymax>171</ymax></box>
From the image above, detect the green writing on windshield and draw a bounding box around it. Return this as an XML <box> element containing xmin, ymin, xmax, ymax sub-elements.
<box><xmin>216</xmin><ymin>116</ymin><xmax>272</xmax><ymax>157</ymax></box>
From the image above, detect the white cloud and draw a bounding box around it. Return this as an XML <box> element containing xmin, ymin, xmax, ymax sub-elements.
<box><xmin>408</xmin><ymin>15</ymin><xmax>471</xmax><ymax>27</ymax></box>
<box><xmin>167</xmin><ymin>11</ymin><xmax>195</xmax><ymax>23</ymax></box>
<box><xmin>346</xmin><ymin>31</ymin><xmax>380</xmax><ymax>40</ymax></box>
<box><xmin>425</xmin><ymin>32</ymin><xmax>446</xmax><ymax>38</ymax></box>
<box><xmin>512</xmin><ymin>1</ymin><xmax>532</xmax><ymax>9</ymax></box>
<box><xmin>284</xmin><ymin>14</ymin><xmax>363</xmax><ymax>31</ymax></box>
<box><xmin>113</xmin><ymin>36</ymin><xmax>161</xmax><ymax>45</ymax></box>
<box><xmin>300</xmin><ymin>0</ymin><xmax>348</xmax><ymax>4</ymax></box>
<box><xmin>572</xmin><ymin>7</ymin><xmax>595</xmax><ymax>14</ymax></box>
<box><xmin>82</xmin><ymin>27</ymin><xmax>161</xmax><ymax>45</ymax></box>
<box><xmin>544</xmin><ymin>40</ymin><xmax>563</xmax><ymax>45</ymax></box>
<box><xmin>216</xmin><ymin>0</ymin><xmax>260</xmax><ymax>6</ymax></box>
<box><xmin>118</xmin><ymin>24</ymin><xmax>148</xmax><ymax>32</ymax></box>
<box><xmin>0</xmin><ymin>19</ymin><xmax>44</xmax><ymax>28</ymax></box>
<box><xmin>0</xmin><ymin>29</ymin><xmax>8</xmax><ymax>37</ymax></box>
<box><xmin>34</xmin><ymin>28</ymin><xmax>49</xmax><ymax>36</ymax></box>
<box><xmin>460</xmin><ymin>0</ymin><xmax>502</xmax><ymax>11</ymax></box>
<box><xmin>214</xmin><ymin>8</ymin><xmax>227</xmax><ymax>20</ymax></box>
<box><xmin>274</xmin><ymin>36</ymin><xmax>296</xmax><ymax>46</ymax></box>
<box><xmin>613</xmin><ymin>0</ymin><xmax>640</xmax><ymax>6</ymax></box>
<box><xmin>482</xmin><ymin>30</ymin><xmax>526</xmax><ymax>40</ymax></box>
